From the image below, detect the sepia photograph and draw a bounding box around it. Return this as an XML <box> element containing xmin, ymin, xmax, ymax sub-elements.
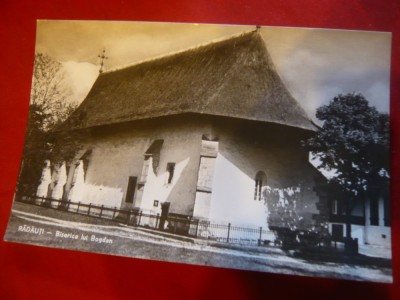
<box><xmin>4</xmin><ymin>21</ymin><xmax>392</xmax><ymax>283</ymax></box>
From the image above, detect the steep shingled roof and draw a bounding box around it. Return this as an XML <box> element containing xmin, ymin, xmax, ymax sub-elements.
<box><xmin>67</xmin><ymin>30</ymin><xmax>316</xmax><ymax>131</ymax></box>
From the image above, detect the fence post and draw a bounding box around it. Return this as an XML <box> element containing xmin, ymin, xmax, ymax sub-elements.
<box><xmin>88</xmin><ymin>203</ymin><xmax>92</xmax><ymax>216</ymax></box>
<box><xmin>99</xmin><ymin>205</ymin><xmax>104</xmax><ymax>218</ymax></box>
<box><xmin>155</xmin><ymin>213</ymin><xmax>160</xmax><ymax>229</ymax></box>
<box><xmin>195</xmin><ymin>220</ymin><xmax>199</xmax><ymax>237</ymax></box>
<box><xmin>41</xmin><ymin>197</ymin><xmax>45</xmax><ymax>206</ymax></box>
<box><xmin>138</xmin><ymin>211</ymin><xmax>142</xmax><ymax>226</ymax></box>
<box><xmin>126</xmin><ymin>210</ymin><xmax>131</xmax><ymax>225</ymax></box>
<box><xmin>259</xmin><ymin>227</ymin><xmax>262</xmax><ymax>246</ymax></box>
<box><xmin>187</xmin><ymin>218</ymin><xmax>191</xmax><ymax>236</ymax></box>
<box><xmin>67</xmin><ymin>200</ymin><xmax>70</xmax><ymax>210</ymax></box>
<box><xmin>227</xmin><ymin>223</ymin><xmax>231</xmax><ymax>243</ymax></box>
<box><xmin>112</xmin><ymin>207</ymin><xmax>117</xmax><ymax>219</ymax></box>
<box><xmin>77</xmin><ymin>201</ymin><xmax>81</xmax><ymax>213</ymax></box>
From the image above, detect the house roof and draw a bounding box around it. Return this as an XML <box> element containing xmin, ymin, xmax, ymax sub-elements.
<box><xmin>67</xmin><ymin>30</ymin><xmax>316</xmax><ymax>131</ymax></box>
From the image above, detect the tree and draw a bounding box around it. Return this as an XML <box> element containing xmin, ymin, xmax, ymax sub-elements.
<box><xmin>31</xmin><ymin>53</ymin><xmax>76</xmax><ymax>129</ymax></box>
<box><xmin>303</xmin><ymin>93</ymin><xmax>389</xmax><ymax>246</ymax></box>
<box><xmin>18</xmin><ymin>53</ymin><xmax>78</xmax><ymax>194</ymax></box>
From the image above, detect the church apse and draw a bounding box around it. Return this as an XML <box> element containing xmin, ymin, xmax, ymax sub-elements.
<box><xmin>207</xmin><ymin>120</ymin><xmax>321</xmax><ymax>230</ymax></box>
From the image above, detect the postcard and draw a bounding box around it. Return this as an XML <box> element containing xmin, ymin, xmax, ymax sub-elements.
<box><xmin>4</xmin><ymin>20</ymin><xmax>392</xmax><ymax>283</ymax></box>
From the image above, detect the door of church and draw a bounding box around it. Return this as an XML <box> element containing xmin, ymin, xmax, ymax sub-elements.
<box><xmin>159</xmin><ymin>202</ymin><xmax>170</xmax><ymax>230</ymax></box>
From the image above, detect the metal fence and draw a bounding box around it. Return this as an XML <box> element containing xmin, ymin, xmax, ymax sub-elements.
<box><xmin>15</xmin><ymin>194</ymin><xmax>276</xmax><ymax>247</ymax></box>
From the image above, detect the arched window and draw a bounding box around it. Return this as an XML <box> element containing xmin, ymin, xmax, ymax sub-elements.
<box><xmin>254</xmin><ymin>171</ymin><xmax>267</xmax><ymax>201</ymax></box>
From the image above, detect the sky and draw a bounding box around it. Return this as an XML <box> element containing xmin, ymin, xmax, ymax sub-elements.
<box><xmin>35</xmin><ymin>20</ymin><xmax>392</xmax><ymax>121</ymax></box>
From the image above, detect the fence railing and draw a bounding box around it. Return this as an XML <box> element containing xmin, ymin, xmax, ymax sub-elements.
<box><xmin>15</xmin><ymin>194</ymin><xmax>276</xmax><ymax>247</ymax></box>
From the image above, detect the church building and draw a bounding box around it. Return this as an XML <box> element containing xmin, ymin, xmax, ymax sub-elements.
<box><xmin>37</xmin><ymin>30</ymin><xmax>326</xmax><ymax>231</ymax></box>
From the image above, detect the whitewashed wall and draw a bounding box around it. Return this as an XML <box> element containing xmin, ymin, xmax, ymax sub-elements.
<box><xmin>62</xmin><ymin>116</ymin><xmax>320</xmax><ymax>230</ymax></box>
<box><xmin>77</xmin><ymin>117</ymin><xmax>206</xmax><ymax>215</ymax></box>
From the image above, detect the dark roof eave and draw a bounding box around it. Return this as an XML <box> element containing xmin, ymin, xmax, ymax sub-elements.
<box><xmin>68</xmin><ymin>111</ymin><xmax>317</xmax><ymax>132</ymax></box>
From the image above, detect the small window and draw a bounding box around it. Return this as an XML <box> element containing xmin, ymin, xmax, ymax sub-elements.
<box><xmin>254</xmin><ymin>171</ymin><xmax>266</xmax><ymax>201</ymax></box>
<box><xmin>80</xmin><ymin>149</ymin><xmax>92</xmax><ymax>180</ymax></box>
<box><xmin>125</xmin><ymin>176</ymin><xmax>137</xmax><ymax>203</ymax></box>
<box><xmin>166</xmin><ymin>163</ymin><xmax>175</xmax><ymax>184</ymax></box>
<box><xmin>332</xmin><ymin>199</ymin><xmax>338</xmax><ymax>215</ymax></box>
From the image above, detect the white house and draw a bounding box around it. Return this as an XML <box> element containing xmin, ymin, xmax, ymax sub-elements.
<box><xmin>326</xmin><ymin>182</ymin><xmax>391</xmax><ymax>257</ymax></box>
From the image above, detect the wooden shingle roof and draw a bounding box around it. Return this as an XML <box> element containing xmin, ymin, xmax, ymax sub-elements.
<box><xmin>68</xmin><ymin>30</ymin><xmax>316</xmax><ymax>131</ymax></box>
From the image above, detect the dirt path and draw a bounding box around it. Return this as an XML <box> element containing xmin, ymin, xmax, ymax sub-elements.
<box><xmin>4</xmin><ymin>206</ymin><xmax>392</xmax><ymax>283</ymax></box>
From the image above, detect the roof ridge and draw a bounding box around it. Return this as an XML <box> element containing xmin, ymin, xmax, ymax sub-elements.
<box><xmin>103</xmin><ymin>29</ymin><xmax>258</xmax><ymax>74</ymax></box>
<box><xmin>200</xmin><ymin>56</ymin><xmax>242</xmax><ymax>111</ymax></box>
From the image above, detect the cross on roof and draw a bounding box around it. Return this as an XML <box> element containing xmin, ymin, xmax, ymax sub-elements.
<box><xmin>98</xmin><ymin>48</ymin><xmax>109</xmax><ymax>73</ymax></box>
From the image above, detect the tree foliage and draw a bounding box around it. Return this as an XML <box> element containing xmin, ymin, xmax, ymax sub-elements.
<box><xmin>19</xmin><ymin>53</ymin><xmax>80</xmax><ymax>194</ymax></box>
<box><xmin>31</xmin><ymin>53</ymin><xmax>76</xmax><ymax>130</ymax></box>
<box><xmin>304</xmin><ymin>93</ymin><xmax>389</xmax><ymax>195</ymax></box>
